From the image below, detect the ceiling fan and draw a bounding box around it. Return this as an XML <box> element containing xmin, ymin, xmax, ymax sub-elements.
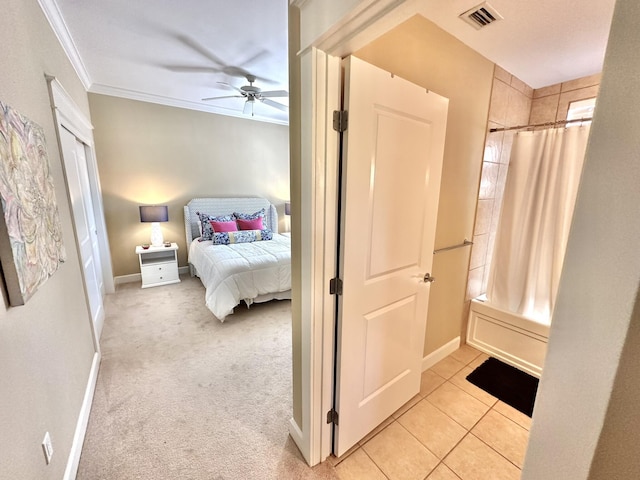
<box><xmin>202</xmin><ymin>74</ymin><xmax>288</xmax><ymax>116</ymax></box>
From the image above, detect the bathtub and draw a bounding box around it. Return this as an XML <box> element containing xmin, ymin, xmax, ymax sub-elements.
<box><xmin>466</xmin><ymin>297</ymin><xmax>550</xmax><ymax>378</ymax></box>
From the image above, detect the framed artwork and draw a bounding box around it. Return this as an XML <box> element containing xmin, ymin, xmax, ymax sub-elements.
<box><xmin>0</xmin><ymin>101</ymin><xmax>66</xmax><ymax>306</ymax></box>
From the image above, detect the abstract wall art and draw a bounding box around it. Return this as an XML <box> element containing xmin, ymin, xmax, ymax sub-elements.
<box><xmin>0</xmin><ymin>100</ymin><xmax>66</xmax><ymax>306</ymax></box>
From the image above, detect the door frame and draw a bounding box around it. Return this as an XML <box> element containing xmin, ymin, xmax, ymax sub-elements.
<box><xmin>47</xmin><ymin>76</ymin><xmax>115</xmax><ymax>347</ymax></box>
<box><xmin>290</xmin><ymin>0</ymin><xmax>420</xmax><ymax>465</ymax></box>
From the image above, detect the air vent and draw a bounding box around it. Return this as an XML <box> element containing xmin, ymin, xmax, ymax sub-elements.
<box><xmin>459</xmin><ymin>2</ymin><xmax>503</xmax><ymax>30</ymax></box>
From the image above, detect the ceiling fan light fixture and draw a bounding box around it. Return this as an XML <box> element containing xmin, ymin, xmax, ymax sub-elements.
<box><xmin>204</xmin><ymin>73</ymin><xmax>289</xmax><ymax>117</ymax></box>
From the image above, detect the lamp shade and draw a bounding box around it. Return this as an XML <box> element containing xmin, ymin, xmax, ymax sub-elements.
<box><xmin>139</xmin><ymin>205</ymin><xmax>168</xmax><ymax>223</ymax></box>
<box><xmin>284</xmin><ymin>201</ymin><xmax>291</xmax><ymax>216</ymax></box>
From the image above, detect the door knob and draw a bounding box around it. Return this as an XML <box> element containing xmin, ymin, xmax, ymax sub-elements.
<box><xmin>423</xmin><ymin>273</ymin><xmax>435</xmax><ymax>283</ymax></box>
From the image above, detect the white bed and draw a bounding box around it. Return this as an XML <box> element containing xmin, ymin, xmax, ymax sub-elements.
<box><xmin>184</xmin><ymin>197</ymin><xmax>291</xmax><ymax>321</ymax></box>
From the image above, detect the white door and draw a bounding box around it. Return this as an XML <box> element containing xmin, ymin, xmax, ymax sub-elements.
<box><xmin>60</xmin><ymin>127</ymin><xmax>105</xmax><ymax>338</ymax></box>
<box><xmin>334</xmin><ymin>56</ymin><xmax>448</xmax><ymax>456</ymax></box>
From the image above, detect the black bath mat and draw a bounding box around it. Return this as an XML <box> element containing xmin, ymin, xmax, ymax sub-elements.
<box><xmin>466</xmin><ymin>357</ymin><xmax>539</xmax><ymax>417</ymax></box>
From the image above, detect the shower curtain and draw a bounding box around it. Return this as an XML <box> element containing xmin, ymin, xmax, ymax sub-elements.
<box><xmin>486</xmin><ymin>124</ymin><xmax>591</xmax><ymax>323</ymax></box>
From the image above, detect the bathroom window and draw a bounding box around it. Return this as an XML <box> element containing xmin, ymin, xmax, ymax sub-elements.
<box><xmin>566</xmin><ymin>97</ymin><xmax>596</xmax><ymax>124</ymax></box>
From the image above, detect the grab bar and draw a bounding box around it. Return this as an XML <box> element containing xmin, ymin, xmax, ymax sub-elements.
<box><xmin>433</xmin><ymin>239</ymin><xmax>473</xmax><ymax>254</ymax></box>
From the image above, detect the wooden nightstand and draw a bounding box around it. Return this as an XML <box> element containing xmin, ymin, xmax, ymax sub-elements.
<box><xmin>135</xmin><ymin>243</ymin><xmax>180</xmax><ymax>288</ymax></box>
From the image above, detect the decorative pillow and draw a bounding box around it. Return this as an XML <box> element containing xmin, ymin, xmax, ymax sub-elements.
<box><xmin>210</xmin><ymin>220</ymin><xmax>238</xmax><ymax>233</ymax></box>
<box><xmin>196</xmin><ymin>211</ymin><xmax>235</xmax><ymax>241</ymax></box>
<box><xmin>234</xmin><ymin>208</ymin><xmax>265</xmax><ymax>221</ymax></box>
<box><xmin>212</xmin><ymin>229</ymin><xmax>273</xmax><ymax>245</ymax></box>
<box><xmin>236</xmin><ymin>217</ymin><xmax>263</xmax><ymax>231</ymax></box>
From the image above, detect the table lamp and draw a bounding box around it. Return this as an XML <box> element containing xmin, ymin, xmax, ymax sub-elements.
<box><xmin>139</xmin><ymin>205</ymin><xmax>168</xmax><ymax>246</ymax></box>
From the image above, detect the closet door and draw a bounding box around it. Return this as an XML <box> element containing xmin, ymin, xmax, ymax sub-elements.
<box><xmin>60</xmin><ymin>126</ymin><xmax>105</xmax><ymax>338</ymax></box>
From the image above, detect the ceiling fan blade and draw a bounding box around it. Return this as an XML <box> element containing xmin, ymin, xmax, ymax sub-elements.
<box><xmin>237</xmin><ymin>49</ymin><xmax>270</xmax><ymax>69</ymax></box>
<box><xmin>175</xmin><ymin>34</ymin><xmax>227</xmax><ymax>67</ymax></box>
<box><xmin>202</xmin><ymin>95</ymin><xmax>243</xmax><ymax>101</ymax></box>
<box><xmin>260</xmin><ymin>98</ymin><xmax>288</xmax><ymax>112</ymax></box>
<box><xmin>260</xmin><ymin>90</ymin><xmax>288</xmax><ymax>98</ymax></box>
<box><xmin>217</xmin><ymin>81</ymin><xmax>246</xmax><ymax>95</ymax></box>
<box><xmin>165</xmin><ymin>66</ymin><xmax>222</xmax><ymax>74</ymax></box>
<box><xmin>221</xmin><ymin>66</ymin><xmax>253</xmax><ymax>79</ymax></box>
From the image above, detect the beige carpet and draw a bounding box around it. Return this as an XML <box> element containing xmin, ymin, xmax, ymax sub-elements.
<box><xmin>76</xmin><ymin>276</ymin><xmax>339</xmax><ymax>479</ymax></box>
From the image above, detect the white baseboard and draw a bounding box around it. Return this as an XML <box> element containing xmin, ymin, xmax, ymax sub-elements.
<box><xmin>289</xmin><ymin>417</ymin><xmax>307</xmax><ymax>460</ymax></box>
<box><xmin>63</xmin><ymin>351</ymin><xmax>101</xmax><ymax>480</ymax></box>
<box><xmin>114</xmin><ymin>273</ymin><xmax>140</xmax><ymax>285</ymax></box>
<box><xmin>422</xmin><ymin>336</ymin><xmax>461</xmax><ymax>371</ymax></box>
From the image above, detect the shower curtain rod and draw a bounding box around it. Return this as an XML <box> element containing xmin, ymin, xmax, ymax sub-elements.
<box><xmin>489</xmin><ymin>117</ymin><xmax>593</xmax><ymax>133</ymax></box>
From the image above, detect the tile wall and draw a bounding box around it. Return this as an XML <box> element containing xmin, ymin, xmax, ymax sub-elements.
<box><xmin>466</xmin><ymin>66</ymin><xmax>532</xmax><ymax>305</ymax></box>
<box><xmin>530</xmin><ymin>73</ymin><xmax>601</xmax><ymax>124</ymax></box>
<box><xmin>463</xmin><ymin>68</ymin><xmax>601</xmax><ymax>333</ymax></box>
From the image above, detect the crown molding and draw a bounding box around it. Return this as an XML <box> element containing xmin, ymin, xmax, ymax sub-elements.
<box><xmin>88</xmin><ymin>83</ymin><xmax>289</xmax><ymax>126</ymax></box>
<box><xmin>38</xmin><ymin>0</ymin><xmax>92</xmax><ymax>90</ymax></box>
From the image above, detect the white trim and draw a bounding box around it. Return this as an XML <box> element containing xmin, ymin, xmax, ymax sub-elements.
<box><xmin>293</xmin><ymin>47</ymin><xmax>341</xmax><ymax>467</ymax></box>
<box><xmin>314</xmin><ymin>0</ymin><xmax>408</xmax><ymax>54</ymax></box>
<box><xmin>63</xmin><ymin>351</ymin><xmax>100</xmax><ymax>480</ymax></box>
<box><xmin>48</xmin><ymin>77</ymin><xmax>116</xmax><ymax>296</ymax></box>
<box><xmin>89</xmin><ymin>84</ymin><xmax>289</xmax><ymax>127</ymax></box>
<box><xmin>422</xmin><ymin>337</ymin><xmax>461</xmax><ymax>372</ymax></box>
<box><xmin>48</xmin><ymin>76</ymin><xmax>94</xmax><ymax>142</ymax></box>
<box><xmin>288</xmin><ymin>417</ymin><xmax>305</xmax><ymax>449</ymax></box>
<box><xmin>37</xmin><ymin>0</ymin><xmax>92</xmax><ymax>90</ymax></box>
<box><xmin>114</xmin><ymin>273</ymin><xmax>140</xmax><ymax>285</ymax></box>
<box><xmin>317</xmin><ymin>52</ymin><xmax>341</xmax><ymax>463</ymax></box>
<box><xmin>297</xmin><ymin>49</ymin><xmax>314</xmax><ymax>464</ymax></box>
<box><xmin>298</xmin><ymin>0</ymin><xmax>414</xmax><ymax>55</ymax></box>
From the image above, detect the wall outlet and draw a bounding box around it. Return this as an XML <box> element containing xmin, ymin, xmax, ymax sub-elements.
<box><xmin>42</xmin><ymin>432</ymin><xmax>53</xmax><ymax>465</ymax></box>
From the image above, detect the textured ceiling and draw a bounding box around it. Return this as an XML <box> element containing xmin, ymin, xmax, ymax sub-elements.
<box><xmin>48</xmin><ymin>0</ymin><xmax>616</xmax><ymax>125</ymax></box>
<box><xmin>52</xmin><ymin>0</ymin><xmax>290</xmax><ymax>123</ymax></box>
<box><xmin>415</xmin><ymin>0</ymin><xmax>616</xmax><ymax>89</ymax></box>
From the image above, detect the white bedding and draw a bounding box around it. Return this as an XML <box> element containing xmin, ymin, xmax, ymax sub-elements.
<box><xmin>188</xmin><ymin>233</ymin><xmax>291</xmax><ymax>321</ymax></box>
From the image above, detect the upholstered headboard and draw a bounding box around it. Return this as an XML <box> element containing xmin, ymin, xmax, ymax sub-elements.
<box><xmin>183</xmin><ymin>197</ymin><xmax>279</xmax><ymax>245</ymax></box>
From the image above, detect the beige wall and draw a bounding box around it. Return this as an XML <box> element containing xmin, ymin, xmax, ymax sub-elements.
<box><xmin>355</xmin><ymin>15</ymin><xmax>494</xmax><ymax>357</ymax></box>
<box><xmin>88</xmin><ymin>94</ymin><xmax>290</xmax><ymax>277</ymax></box>
<box><xmin>0</xmin><ymin>1</ymin><xmax>97</xmax><ymax>478</ymax></box>
<box><xmin>287</xmin><ymin>4</ymin><xmax>303</xmax><ymax>429</ymax></box>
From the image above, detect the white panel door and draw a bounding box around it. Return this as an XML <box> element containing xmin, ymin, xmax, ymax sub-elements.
<box><xmin>334</xmin><ymin>56</ymin><xmax>448</xmax><ymax>456</ymax></box>
<box><xmin>75</xmin><ymin>139</ymin><xmax>105</xmax><ymax>301</ymax></box>
<box><xmin>60</xmin><ymin>127</ymin><xmax>105</xmax><ymax>338</ymax></box>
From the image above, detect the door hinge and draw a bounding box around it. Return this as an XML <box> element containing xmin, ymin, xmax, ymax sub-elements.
<box><xmin>327</xmin><ymin>408</ymin><xmax>339</xmax><ymax>425</ymax></box>
<box><xmin>329</xmin><ymin>277</ymin><xmax>343</xmax><ymax>295</ymax></box>
<box><xmin>333</xmin><ymin>110</ymin><xmax>348</xmax><ymax>132</ymax></box>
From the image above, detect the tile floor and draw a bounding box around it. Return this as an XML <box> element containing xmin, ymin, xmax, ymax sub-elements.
<box><xmin>330</xmin><ymin>345</ymin><xmax>531</xmax><ymax>480</ymax></box>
